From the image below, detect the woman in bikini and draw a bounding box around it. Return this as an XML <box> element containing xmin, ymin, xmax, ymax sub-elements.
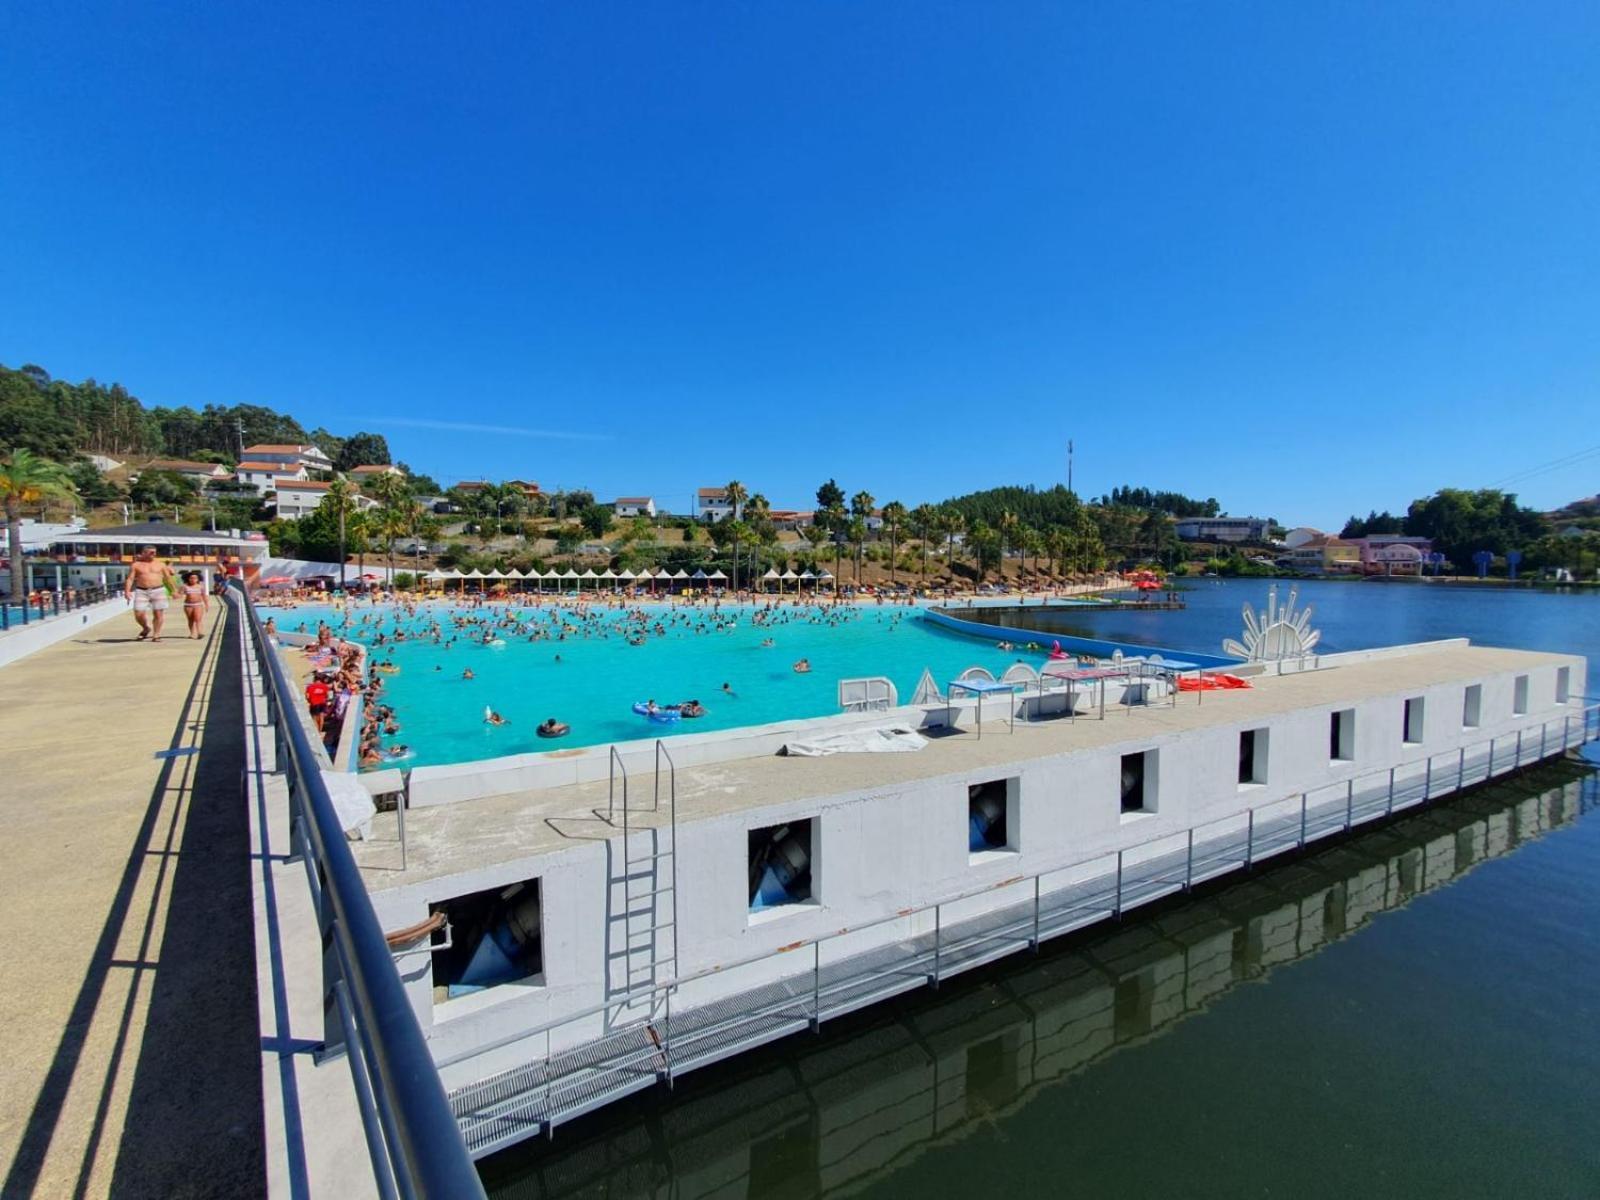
<box><xmin>180</xmin><ymin>572</ymin><xmax>209</xmax><ymax>639</ymax></box>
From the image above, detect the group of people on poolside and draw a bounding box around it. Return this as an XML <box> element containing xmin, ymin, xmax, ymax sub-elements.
<box><xmin>293</xmin><ymin>622</ymin><xmax>413</xmax><ymax>767</ymax></box>
<box><xmin>122</xmin><ymin>546</ymin><xmax>212</xmax><ymax>642</ymax></box>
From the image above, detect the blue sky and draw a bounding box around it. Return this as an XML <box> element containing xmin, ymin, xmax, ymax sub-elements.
<box><xmin>3</xmin><ymin>2</ymin><xmax>1597</xmax><ymax>527</ymax></box>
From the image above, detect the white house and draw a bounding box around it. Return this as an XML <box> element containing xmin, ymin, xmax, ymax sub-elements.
<box><xmin>236</xmin><ymin>461</ymin><xmax>310</xmax><ymax>494</ymax></box>
<box><xmin>696</xmin><ymin>487</ymin><xmax>741</xmax><ymax>522</ymax></box>
<box><xmin>1174</xmin><ymin>516</ymin><xmax>1271</xmax><ymax>543</ymax></box>
<box><xmin>141</xmin><ymin>459</ymin><xmax>232</xmax><ymax>484</ymax></box>
<box><xmin>349</xmin><ymin>464</ymin><xmax>403</xmax><ymax>483</ymax></box>
<box><xmin>242</xmin><ymin>442</ymin><xmax>333</xmax><ymax>473</ymax></box>
<box><xmin>273</xmin><ymin>479</ymin><xmax>379</xmax><ymax>521</ymax></box>
<box><xmin>613</xmin><ymin>497</ymin><xmax>656</xmax><ymax>518</ymax></box>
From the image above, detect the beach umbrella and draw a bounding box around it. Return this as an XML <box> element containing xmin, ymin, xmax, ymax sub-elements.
<box><xmin>672</xmin><ymin>568</ymin><xmax>689</xmax><ymax>579</ymax></box>
<box><xmin>599</xmin><ymin>568</ymin><xmax>617</xmax><ymax>579</ymax></box>
<box><xmin>464</xmin><ymin>568</ymin><xmax>486</xmax><ymax>577</ymax></box>
<box><xmin>708</xmin><ymin>569</ymin><xmax>727</xmax><ymax>582</ymax></box>
<box><xmin>486</xmin><ymin>568</ymin><xmax>506</xmax><ymax>579</ymax></box>
<box><xmin>579</xmin><ymin>567</ymin><xmax>598</xmax><ymax>578</ymax></box>
<box><xmin>781</xmin><ymin>569</ymin><xmax>799</xmax><ymax>579</ymax></box>
<box><xmin>560</xmin><ymin>567</ymin><xmax>578</xmax><ymax>578</ymax></box>
<box><xmin>618</xmin><ymin>568</ymin><xmax>637</xmax><ymax>580</ymax></box>
<box><xmin>691</xmin><ymin>568</ymin><xmax>708</xmax><ymax>582</ymax></box>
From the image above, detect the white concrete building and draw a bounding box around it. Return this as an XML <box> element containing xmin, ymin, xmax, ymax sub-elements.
<box><xmin>273</xmin><ymin>480</ymin><xmax>379</xmax><ymax>521</ymax></box>
<box><xmin>1</xmin><ymin>516</ymin><xmax>87</xmax><ymax>555</ymax></box>
<box><xmin>696</xmin><ymin>488</ymin><xmax>740</xmax><ymax>522</ymax></box>
<box><xmin>237</xmin><ymin>460</ymin><xmax>310</xmax><ymax>494</ymax></box>
<box><xmin>325</xmin><ymin>636</ymin><xmax>1588</xmax><ymax>1158</ymax></box>
<box><xmin>613</xmin><ymin>497</ymin><xmax>657</xmax><ymax>518</ymax></box>
<box><xmin>1174</xmin><ymin>516</ymin><xmax>1271</xmax><ymax>543</ymax></box>
<box><xmin>242</xmin><ymin>442</ymin><xmax>333</xmax><ymax>473</ymax></box>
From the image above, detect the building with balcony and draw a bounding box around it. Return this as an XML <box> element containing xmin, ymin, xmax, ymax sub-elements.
<box><xmin>1173</xmin><ymin>516</ymin><xmax>1271</xmax><ymax>544</ymax></box>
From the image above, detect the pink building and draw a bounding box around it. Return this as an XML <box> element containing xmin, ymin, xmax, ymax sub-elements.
<box><xmin>1355</xmin><ymin>534</ymin><xmax>1433</xmax><ymax>575</ymax></box>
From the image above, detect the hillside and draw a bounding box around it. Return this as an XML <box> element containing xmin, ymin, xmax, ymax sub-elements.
<box><xmin>0</xmin><ymin>362</ymin><xmax>392</xmax><ymax>471</ymax></box>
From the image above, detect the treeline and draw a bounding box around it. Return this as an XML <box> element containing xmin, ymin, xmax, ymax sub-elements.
<box><xmin>1098</xmin><ymin>485</ymin><xmax>1220</xmax><ymax>518</ymax></box>
<box><xmin>940</xmin><ymin>483</ymin><xmax>1222</xmax><ymax>530</ymax></box>
<box><xmin>0</xmin><ymin>362</ymin><xmax>393</xmax><ymax>472</ymax></box>
<box><xmin>1341</xmin><ymin>489</ymin><xmax>1550</xmax><ymax>568</ymax></box>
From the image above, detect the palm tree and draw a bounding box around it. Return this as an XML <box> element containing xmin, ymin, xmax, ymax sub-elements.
<box><xmin>743</xmin><ymin>492</ymin><xmax>772</xmax><ymax>587</ymax></box>
<box><xmin>997</xmin><ymin>511</ymin><xmax>1020</xmax><ymax>586</ymax></box>
<box><xmin>847</xmin><ymin>517</ymin><xmax>868</xmax><ymax>583</ymax></box>
<box><xmin>850</xmin><ymin>491</ymin><xmax>875</xmax><ymax>583</ymax></box>
<box><xmin>941</xmin><ymin>508</ymin><xmax>965</xmax><ymax>584</ymax></box>
<box><xmin>1</xmin><ymin>449</ymin><xmax>76</xmax><ymax>601</ymax></box>
<box><xmin>347</xmin><ymin>508</ymin><xmax>374</xmax><ymax>582</ymax></box>
<box><xmin>911</xmin><ymin>503</ymin><xmax>937</xmax><ymax>584</ymax></box>
<box><xmin>326</xmin><ymin>473</ymin><xmax>358</xmax><ymax>590</ymax></box>
<box><xmin>881</xmin><ymin>501</ymin><xmax>906</xmax><ymax>585</ymax></box>
<box><xmin>723</xmin><ymin>480</ymin><xmax>748</xmax><ymax>589</ymax></box>
<box><xmin>1046</xmin><ymin>528</ymin><xmax>1069</xmax><ymax>580</ymax></box>
<box><xmin>820</xmin><ymin>501</ymin><xmax>847</xmax><ymax>590</ymax></box>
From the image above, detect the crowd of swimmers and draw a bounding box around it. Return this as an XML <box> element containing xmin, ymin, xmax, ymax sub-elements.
<box><xmin>275</xmin><ymin>597</ymin><xmax>926</xmax><ymax>769</ymax></box>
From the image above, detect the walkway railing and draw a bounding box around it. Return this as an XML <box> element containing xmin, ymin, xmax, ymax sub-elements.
<box><xmin>229</xmin><ymin>582</ymin><xmax>485</xmax><ymax>1200</ymax></box>
<box><xmin>0</xmin><ymin>585</ymin><xmax>116</xmax><ymax>630</ymax></box>
<box><xmin>446</xmin><ymin>702</ymin><xmax>1600</xmax><ymax>1158</ymax></box>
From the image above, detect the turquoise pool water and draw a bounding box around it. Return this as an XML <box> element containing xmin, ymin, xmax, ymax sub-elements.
<box><xmin>274</xmin><ymin>601</ymin><xmax>1085</xmax><ymax>767</ymax></box>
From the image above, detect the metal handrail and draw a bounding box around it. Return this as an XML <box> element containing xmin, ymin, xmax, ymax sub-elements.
<box><xmin>438</xmin><ymin>701</ymin><xmax>1600</xmax><ymax>1072</ymax></box>
<box><xmin>229</xmin><ymin>582</ymin><xmax>485</xmax><ymax>1200</ymax></box>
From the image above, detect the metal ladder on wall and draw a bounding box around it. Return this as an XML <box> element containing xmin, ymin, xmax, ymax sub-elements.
<box><xmin>602</xmin><ymin>743</ymin><xmax>679</xmax><ymax>1026</ymax></box>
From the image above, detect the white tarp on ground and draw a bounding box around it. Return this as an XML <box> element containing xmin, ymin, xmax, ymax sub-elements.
<box><xmin>781</xmin><ymin>725</ymin><xmax>929</xmax><ymax>757</ymax></box>
<box><xmin>322</xmin><ymin>769</ymin><xmax>376</xmax><ymax>839</ymax></box>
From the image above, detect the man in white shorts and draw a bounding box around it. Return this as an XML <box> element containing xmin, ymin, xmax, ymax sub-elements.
<box><xmin>124</xmin><ymin>545</ymin><xmax>176</xmax><ymax>642</ymax></box>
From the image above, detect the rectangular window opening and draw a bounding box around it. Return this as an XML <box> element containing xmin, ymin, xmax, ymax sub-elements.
<box><xmin>1463</xmin><ymin>685</ymin><xmax>1482</xmax><ymax>730</ymax></box>
<box><xmin>1403</xmin><ymin>698</ymin><xmax>1425</xmax><ymax>746</ymax></box>
<box><xmin>430</xmin><ymin>879</ymin><xmax>543</xmax><ymax>1001</ymax></box>
<box><xmin>1556</xmin><ymin>667</ymin><xmax>1571</xmax><ymax>705</ymax></box>
<box><xmin>1330</xmin><ymin>709</ymin><xmax>1355</xmax><ymax>762</ymax></box>
<box><xmin>1121</xmin><ymin>751</ymin><xmax>1155</xmax><ymax>815</ymax></box>
<box><xmin>1238</xmin><ymin>728</ymin><xmax>1268</xmax><ymax>786</ymax></box>
<box><xmin>1513</xmin><ymin>675</ymin><xmax>1529</xmax><ymax>716</ymax></box>
<box><xmin>968</xmin><ymin>778</ymin><xmax>1019</xmax><ymax>859</ymax></box>
<box><xmin>749</xmin><ymin>819</ymin><xmax>814</xmax><ymax>912</ymax></box>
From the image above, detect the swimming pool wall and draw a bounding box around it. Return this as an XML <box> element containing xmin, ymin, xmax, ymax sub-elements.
<box><xmin>920</xmin><ymin>605</ymin><xmax>1239</xmax><ymax>668</ymax></box>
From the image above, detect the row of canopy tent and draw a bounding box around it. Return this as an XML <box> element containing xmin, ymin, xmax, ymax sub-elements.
<box><xmin>419</xmin><ymin>566</ymin><xmax>837</xmax><ymax>591</ymax></box>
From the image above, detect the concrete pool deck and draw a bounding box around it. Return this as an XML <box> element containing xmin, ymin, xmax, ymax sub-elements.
<box><xmin>353</xmin><ymin>641</ymin><xmax>1577</xmax><ymax>888</ymax></box>
<box><xmin>0</xmin><ymin>606</ymin><xmax>264</xmax><ymax>1198</ymax></box>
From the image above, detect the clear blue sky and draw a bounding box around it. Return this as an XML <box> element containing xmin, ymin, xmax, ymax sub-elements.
<box><xmin>3</xmin><ymin>2</ymin><xmax>1597</xmax><ymax>527</ymax></box>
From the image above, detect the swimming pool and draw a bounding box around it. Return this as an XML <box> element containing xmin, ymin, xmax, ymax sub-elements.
<box><xmin>274</xmin><ymin>601</ymin><xmax>1140</xmax><ymax>768</ymax></box>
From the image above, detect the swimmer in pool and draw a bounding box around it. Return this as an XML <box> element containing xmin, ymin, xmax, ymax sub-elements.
<box><xmin>792</xmin><ymin>659</ymin><xmax>811</xmax><ymax>674</ymax></box>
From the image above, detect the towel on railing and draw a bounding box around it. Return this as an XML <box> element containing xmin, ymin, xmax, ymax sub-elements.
<box><xmin>321</xmin><ymin>769</ymin><xmax>376</xmax><ymax>840</ymax></box>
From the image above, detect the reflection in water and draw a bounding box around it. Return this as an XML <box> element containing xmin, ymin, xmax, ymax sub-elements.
<box><xmin>481</xmin><ymin>763</ymin><xmax>1597</xmax><ymax>1200</ymax></box>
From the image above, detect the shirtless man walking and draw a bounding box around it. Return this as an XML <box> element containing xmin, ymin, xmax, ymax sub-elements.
<box><xmin>123</xmin><ymin>545</ymin><xmax>176</xmax><ymax>642</ymax></box>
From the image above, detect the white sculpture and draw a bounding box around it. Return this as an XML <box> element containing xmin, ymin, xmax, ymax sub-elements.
<box><xmin>1223</xmin><ymin>585</ymin><xmax>1320</xmax><ymax>662</ymax></box>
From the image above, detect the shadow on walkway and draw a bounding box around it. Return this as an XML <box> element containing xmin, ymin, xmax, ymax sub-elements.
<box><xmin>1</xmin><ymin>608</ymin><xmax>265</xmax><ymax>1199</ymax></box>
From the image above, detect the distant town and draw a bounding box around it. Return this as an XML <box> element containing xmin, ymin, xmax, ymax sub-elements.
<box><xmin>3</xmin><ymin>362</ymin><xmax>1598</xmax><ymax>597</ymax></box>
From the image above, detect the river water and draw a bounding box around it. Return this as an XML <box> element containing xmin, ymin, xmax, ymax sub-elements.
<box><xmin>481</xmin><ymin>580</ymin><xmax>1600</xmax><ymax>1199</ymax></box>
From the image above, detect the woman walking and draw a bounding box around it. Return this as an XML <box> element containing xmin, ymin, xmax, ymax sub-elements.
<box><xmin>180</xmin><ymin>572</ymin><xmax>209</xmax><ymax>639</ymax></box>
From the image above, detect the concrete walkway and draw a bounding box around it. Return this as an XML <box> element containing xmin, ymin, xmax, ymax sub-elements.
<box><xmin>0</xmin><ymin>606</ymin><xmax>264</xmax><ymax>1198</ymax></box>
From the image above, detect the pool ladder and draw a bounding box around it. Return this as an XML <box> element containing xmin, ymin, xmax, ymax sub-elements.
<box><xmin>603</xmin><ymin>743</ymin><xmax>679</xmax><ymax>1025</ymax></box>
